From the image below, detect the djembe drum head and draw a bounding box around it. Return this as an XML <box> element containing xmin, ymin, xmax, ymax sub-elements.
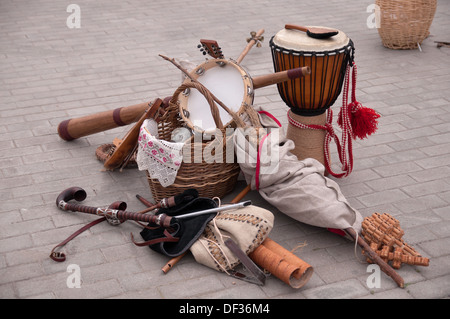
<box><xmin>270</xmin><ymin>26</ymin><xmax>354</xmax><ymax>115</ymax></box>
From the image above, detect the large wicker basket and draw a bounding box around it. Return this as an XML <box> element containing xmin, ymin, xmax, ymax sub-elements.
<box><xmin>147</xmin><ymin>82</ymin><xmax>242</xmax><ymax>202</ymax></box>
<box><xmin>376</xmin><ymin>0</ymin><xmax>437</xmax><ymax>50</ymax></box>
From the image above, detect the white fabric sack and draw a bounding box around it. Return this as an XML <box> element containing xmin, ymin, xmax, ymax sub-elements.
<box><xmin>190</xmin><ymin>204</ymin><xmax>274</xmax><ymax>272</ymax></box>
<box><xmin>234</xmin><ymin>106</ymin><xmax>362</xmax><ymax>233</ymax></box>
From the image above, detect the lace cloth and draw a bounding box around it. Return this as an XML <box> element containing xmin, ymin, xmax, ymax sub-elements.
<box><xmin>136</xmin><ymin>120</ymin><xmax>184</xmax><ymax>187</ymax></box>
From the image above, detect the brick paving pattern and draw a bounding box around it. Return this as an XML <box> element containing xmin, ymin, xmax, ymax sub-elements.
<box><xmin>1</xmin><ymin>0</ymin><xmax>449</xmax><ymax>299</ymax></box>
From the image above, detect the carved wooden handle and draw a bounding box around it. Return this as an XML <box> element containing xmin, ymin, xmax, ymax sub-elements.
<box><xmin>284</xmin><ymin>24</ymin><xmax>308</xmax><ymax>32</ymax></box>
<box><xmin>56</xmin><ymin>187</ymin><xmax>172</xmax><ymax>227</ymax></box>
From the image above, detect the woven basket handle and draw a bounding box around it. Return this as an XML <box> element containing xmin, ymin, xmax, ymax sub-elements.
<box><xmin>171</xmin><ymin>81</ymin><xmax>245</xmax><ymax>131</ymax></box>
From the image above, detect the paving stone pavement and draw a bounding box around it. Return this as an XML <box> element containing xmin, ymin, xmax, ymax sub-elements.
<box><xmin>1</xmin><ymin>0</ymin><xmax>449</xmax><ymax>301</ymax></box>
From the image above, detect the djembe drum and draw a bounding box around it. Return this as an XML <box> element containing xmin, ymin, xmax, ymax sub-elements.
<box><xmin>270</xmin><ymin>25</ymin><xmax>354</xmax><ymax>168</ymax></box>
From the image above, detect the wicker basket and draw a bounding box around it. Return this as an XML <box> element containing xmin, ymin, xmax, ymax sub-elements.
<box><xmin>147</xmin><ymin>82</ymin><xmax>242</xmax><ymax>202</ymax></box>
<box><xmin>376</xmin><ymin>0</ymin><xmax>437</xmax><ymax>50</ymax></box>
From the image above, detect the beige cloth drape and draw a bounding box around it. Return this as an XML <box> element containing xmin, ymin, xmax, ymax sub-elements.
<box><xmin>234</xmin><ymin>107</ymin><xmax>362</xmax><ymax>233</ymax></box>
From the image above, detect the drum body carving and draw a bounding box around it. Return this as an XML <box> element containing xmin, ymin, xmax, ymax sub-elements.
<box><xmin>270</xmin><ymin>27</ymin><xmax>354</xmax><ymax>116</ymax></box>
<box><xmin>270</xmin><ymin>26</ymin><xmax>354</xmax><ymax>167</ymax></box>
<box><xmin>178</xmin><ymin>59</ymin><xmax>254</xmax><ymax>133</ymax></box>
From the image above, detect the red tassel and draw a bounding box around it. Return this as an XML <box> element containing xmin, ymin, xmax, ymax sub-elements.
<box><xmin>338</xmin><ymin>103</ymin><xmax>380</xmax><ymax>140</ymax></box>
<box><xmin>351</xmin><ymin>104</ymin><xmax>380</xmax><ymax>139</ymax></box>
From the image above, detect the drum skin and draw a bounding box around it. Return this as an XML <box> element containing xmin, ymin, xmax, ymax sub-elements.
<box><xmin>178</xmin><ymin>59</ymin><xmax>253</xmax><ymax>133</ymax></box>
<box><xmin>270</xmin><ymin>26</ymin><xmax>354</xmax><ymax>116</ymax></box>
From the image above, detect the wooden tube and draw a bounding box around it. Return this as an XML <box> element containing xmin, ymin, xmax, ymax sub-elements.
<box><xmin>260</xmin><ymin>238</ymin><xmax>311</xmax><ymax>280</ymax></box>
<box><xmin>162</xmin><ymin>252</ymin><xmax>187</xmax><ymax>274</ymax></box>
<box><xmin>252</xmin><ymin>66</ymin><xmax>311</xmax><ymax>90</ymax></box>
<box><xmin>57</xmin><ymin>101</ymin><xmax>150</xmax><ymax>141</ymax></box>
<box><xmin>57</xmin><ymin>96</ymin><xmax>171</xmax><ymax>141</ymax></box>
<box><xmin>249</xmin><ymin>239</ymin><xmax>314</xmax><ymax>289</ymax></box>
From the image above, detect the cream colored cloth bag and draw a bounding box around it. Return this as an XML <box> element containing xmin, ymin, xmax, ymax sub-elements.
<box><xmin>190</xmin><ymin>205</ymin><xmax>274</xmax><ymax>272</ymax></box>
<box><xmin>234</xmin><ymin>106</ymin><xmax>363</xmax><ymax>233</ymax></box>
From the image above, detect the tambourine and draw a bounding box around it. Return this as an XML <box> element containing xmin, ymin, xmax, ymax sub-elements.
<box><xmin>178</xmin><ymin>58</ymin><xmax>253</xmax><ymax>133</ymax></box>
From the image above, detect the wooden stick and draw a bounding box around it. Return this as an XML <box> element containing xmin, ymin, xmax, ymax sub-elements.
<box><xmin>236</xmin><ymin>29</ymin><xmax>265</xmax><ymax>64</ymax></box>
<box><xmin>135</xmin><ymin>194</ymin><xmax>155</xmax><ymax>208</ymax></box>
<box><xmin>230</xmin><ymin>184</ymin><xmax>252</xmax><ymax>204</ymax></box>
<box><xmin>160</xmin><ymin>54</ymin><xmax>232</xmax><ymax>117</ymax></box>
<box><xmin>345</xmin><ymin>227</ymin><xmax>404</xmax><ymax>288</ymax></box>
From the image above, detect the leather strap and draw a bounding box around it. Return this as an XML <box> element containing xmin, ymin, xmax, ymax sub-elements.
<box><xmin>225</xmin><ymin>239</ymin><xmax>266</xmax><ymax>286</ymax></box>
<box><xmin>131</xmin><ymin>229</ymin><xmax>179</xmax><ymax>247</ymax></box>
<box><xmin>50</xmin><ymin>217</ymin><xmax>106</xmax><ymax>262</ymax></box>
